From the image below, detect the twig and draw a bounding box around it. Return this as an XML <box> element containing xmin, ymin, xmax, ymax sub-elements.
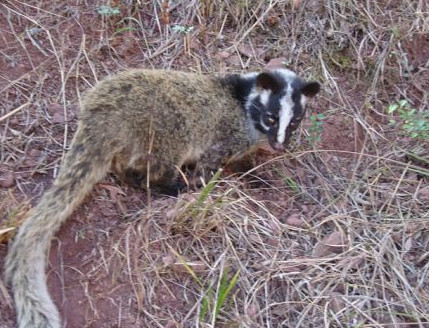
<box><xmin>0</xmin><ymin>102</ymin><xmax>30</xmax><ymax>122</ymax></box>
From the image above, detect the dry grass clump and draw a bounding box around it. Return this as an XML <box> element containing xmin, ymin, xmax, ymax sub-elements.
<box><xmin>113</xmin><ymin>154</ymin><xmax>428</xmax><ymax>327</ymax></box>
<box><xmin>1</xmin><ymin>0</ymin><xmax>428</xmax><ymax>327</ymax></box>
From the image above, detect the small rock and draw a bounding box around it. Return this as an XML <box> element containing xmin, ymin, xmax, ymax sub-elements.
<box><xmin>162</xmin><ymin>255</ymin><xmax>175</xmax><ymax>266</ymax></box>
<box><xmin>285</xmin><ymin>213</ymin><xmax>306</xmax><ymax>228</ymax></box>
<box><xmin>225</xmin><ymin>55</ymin><xmax>241</xmax><ymax>66</ymax></box>
<box><xmin>292</xmin><ymin>0</ymin><xmax>302</xmax><ymax>9</ymax></box>
<box><xmin>246</xmin><ymin>302</ymin><xmax>260</xmax><ymax>319</ymax></box>
<box><xmin>237</xmin><ymin>44</ymin><xmax>254</xmax><ymax>58</ymax></box>
<box><xmin>313</xmin><ymin>231</ymin><xmax>347</xmax><ymax>257</ymax></box>
<box><xmin>48</xmin><ymin>103</ymin><xmax>67</xmax><ymax>123</ymax></box>
<box><xmin>328</xmin><ymin>292</ymin><xmax>346</xmax><ymax>313</ymax></box>
<box><xmin>165</xmin><ymin>320</ymin><xmax>179</xmax><ymax>328</ymax></box>
<box><xmin>417</xmin><ymin>186</ymin><xmax>429</xmax><ymax>201</ymax></box>
<box><xmin>0</xmin><ymin>171</ymin><xmax>15</xmax><ymax>188</ymax></box>
<box><xmin>264</xmin><ymin>57</ymin><xmax>287</xmax><ymax>70</ymax></box>
<box><xmin>216</xmin><ymin>50</ymin><xmax>230</xmax><ymax>59</ymax></box>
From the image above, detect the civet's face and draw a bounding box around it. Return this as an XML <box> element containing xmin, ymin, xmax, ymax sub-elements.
<box><xmin>246</xmin><ymin>69</ymin><xmax>321</xmax><ymax>151</ymax></box>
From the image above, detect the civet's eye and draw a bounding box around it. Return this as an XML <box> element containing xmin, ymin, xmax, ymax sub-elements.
<box><xmin>290</xmin><ymin>116</ymin><xmax>304</xmax><ymax>129</ymax></box>
<box><xmin>289</xmin><ymin>120</ymin><xmax>300</xmax><ymax>129</ymax></box>
<box><xmin>266</xmin><ymin>116</ymin><xmax>276</xmax><ymax>125</ymax></box>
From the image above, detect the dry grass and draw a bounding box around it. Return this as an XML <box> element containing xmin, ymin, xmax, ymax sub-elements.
<box><xmin>1</xmin><ymin>0</ymin><xmax>428</xmax><ymax>327</ymax></box>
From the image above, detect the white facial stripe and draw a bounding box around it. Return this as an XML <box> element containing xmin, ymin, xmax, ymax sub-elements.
<box><xmin>301</xmin><ymin>95</ymin><xmax>308</xmax><ymax>107</ymax></box>
<box><xmin>242</xmin><ymin>72</ymin><xmax>259</xmax><ymax>80</ymax></box>
<box><xmin>245</xmin><ymin>88</ymin><xmax>259</xmax><ymax>111</ymax></box>
<box><xmin>277</xmin><ymin>83</ymin><xmax>295</xmax><ymax>144</ymax></box>
<box><xmin>259</xmin><ymin>90</ymin><xmax>271</xmax><ymax>107</ymax></box>
<box><xmin>273</xmin><ymin>68</ymin><xmax>297</xmax><ymax>82</ymax></box>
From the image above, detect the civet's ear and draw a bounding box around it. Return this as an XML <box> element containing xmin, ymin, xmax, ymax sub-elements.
<box><xmin>301</xmin><ymin>82</ymin><xmax>321</xmax><ymax>98</ymax></box>
<box><xmin>256</xmin><ymin>72</ymin><xmax>282</xmax><ymax>93</ymax></box>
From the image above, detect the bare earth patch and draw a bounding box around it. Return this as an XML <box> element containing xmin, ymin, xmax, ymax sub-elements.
<box><xmin>1</xmin><ymin>1</ymin><xmax>428</xmax><ymax>327</ymax></box>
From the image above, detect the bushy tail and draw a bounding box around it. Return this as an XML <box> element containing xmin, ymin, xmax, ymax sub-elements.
<box><xmin>4</xmin><ymin>135</ymin><xmax>114</xmax><ymax>328</ymax></box>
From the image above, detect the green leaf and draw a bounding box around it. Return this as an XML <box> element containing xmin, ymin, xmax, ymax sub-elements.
<box><xmin>214</xmin><ymin>269</ymin><xmax>240</xmax><ymax>319</ymax></box>
<box><xmin>387</xmin><ymin>103</ymin><xmax>398</xmax><ymax>114</ymax></box>
<box><xmin>172</xmin><ymin>25</ymin><xmax>194</xmax><ymax>33</ymax></box>
<box><xmin>98</xmin><ymin>5</ymin><xmax>120</xmax><ymax>16</ymax></box>
<box><xmin>416</xmin><ymin>120</ymin><xmax>427</xmax><ymax>127</ymax></box>
<box><xmin>398</xmin><ymin>99</ymin><xmax>408</xmax><ymax>108</ymax></box>
<box><xmin>115</xmin><ymin>27</ymin><xmax>134</xmax><ymax>34</ymax></box>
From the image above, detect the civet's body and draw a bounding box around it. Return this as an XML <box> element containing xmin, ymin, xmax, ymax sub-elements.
<box><xmin>5</xmin><ymin>68</ymin><xmax>320</xmax><ymax>328</ymax></box>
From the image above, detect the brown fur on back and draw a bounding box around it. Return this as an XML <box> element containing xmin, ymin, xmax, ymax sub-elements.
<box><xmin>4</xmin><ymin>69</ymin><xmax>258</xmax><ymax>328</ymax></box>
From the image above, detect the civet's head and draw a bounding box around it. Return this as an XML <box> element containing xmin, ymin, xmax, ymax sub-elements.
<box><xmin>245</xmin><ymin>68</ymin><xmax>320</xmax><ymax>151</ymax></box>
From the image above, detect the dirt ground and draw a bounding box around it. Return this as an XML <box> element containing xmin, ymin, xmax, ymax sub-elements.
<box><xmin>1</xmin><ymin>1</ymin><xmax>428</xmax><ymax>328</ymax></box>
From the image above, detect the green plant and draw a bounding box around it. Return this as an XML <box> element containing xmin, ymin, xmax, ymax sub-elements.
<box><xmin>387</xmin><ymin>100</ymin><xmax>429</xmax><ymax>139</ymax></box>
<box><xmin>307</xmin><ymin>113</ymin><xmax>325</xmax><ymax>143</ymax></box>
<box><xmin>191</xmin><ymin>169</ymin><xmax>222</xmax><ymax>217</ymax></box>
<box><xmin>172</xmin><ymin>25</ymin><xmax>194</xmax><ymax>33</ymax></box>
<box><xmin>199</xmin><ymin>267</ymin><xmax>240</xmax><ymax>324</ymax></box>
<box><xmin>75</xmin><ymin>230</ymin><xmax>85</xmax><ymax>241</ymax></box>
<box><xmin>97</xmin><ymin>5</ymin><xmax>121</xmax><ymax>16</ymax></box>
<box><xmin>274</xmin><ymin>168</ymin><xmax>301</xmax><ymax>192</ymax></box>
<box><xmin>389</xmin><ymin>51</ymin><xmax>414</xmax><ymax>77</ymax></box>
<box><xmin>171</xmin><ymin>250</ymin><xmax>240</xmax><ymax>325</ymax></box>
<box><xmin>114</xmin><ymin>27</ymin><xmax>135</xmax><ymax>35</ymax></box>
